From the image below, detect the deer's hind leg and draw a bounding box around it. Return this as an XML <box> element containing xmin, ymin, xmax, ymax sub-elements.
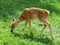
<box><xmin>38</xmin><ymin>17</ymin><xmax>53</xmax><ymax>38</ymax></box>
<box><xmin>42</xmin><ymin>19</ymin><xmax>53</xmax><ymax>38</ymax></box>
<box><xmin>41</xmin><ymin>24</ymin><xmax>46</xmax><ymax>32</ymax></box>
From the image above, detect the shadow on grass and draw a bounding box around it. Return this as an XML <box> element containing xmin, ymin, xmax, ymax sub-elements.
<box><xmin>11</xmin><ymin>32</ymin><xmax>23</xmax><ymax>38</ymax></box>
<box><xmin>12</xmin><ymin>32</ymin><xmax>54</xmax><ymax>45</ymax></box>
<box><xmin>25</xmin><ymin>32</ymin><xmax>54</xmax><ymax>45</ymax></box>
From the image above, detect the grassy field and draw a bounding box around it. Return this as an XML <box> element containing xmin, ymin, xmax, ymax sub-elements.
<box><xmin>0</xmin><ymin>12</ymin><xmax>60</xmax><ymax>45</ymax></box>
<box><xmin>0</xmin><ymin>0</ymin><xmax>60</xmax><ymax>45</ymax></box>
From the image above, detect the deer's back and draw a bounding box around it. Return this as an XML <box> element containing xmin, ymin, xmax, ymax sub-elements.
<box><xmin>21</xmin><ymin>8</ymin><xmax>50</xmax><ymax>19</ymax></box>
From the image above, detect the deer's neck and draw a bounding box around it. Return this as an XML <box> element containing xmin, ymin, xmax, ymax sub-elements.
<box><xmin>13</xmin><ymin>17</ymin><xmax>22</xmax><ymax>25</ymax></box>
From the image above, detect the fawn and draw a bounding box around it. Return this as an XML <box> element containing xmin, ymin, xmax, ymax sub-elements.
<box><xmin>11</xmin><ymin>7</ymin><xmax>53</xmax><ymax>38</ymax></box>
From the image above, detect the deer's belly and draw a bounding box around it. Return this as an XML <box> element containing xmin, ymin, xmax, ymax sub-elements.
<box><xmin>31</xmin><ymin>14</ymin><xmax>38</xmax><ymax>19</ymax></box>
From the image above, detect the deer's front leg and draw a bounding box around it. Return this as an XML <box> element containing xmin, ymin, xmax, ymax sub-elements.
<box><xmin>24</xmin><ymin>19</ymin><xmax>29</xmax><ymax>31</ymax></box>
<box><xmin>29</xmin><ymin>19</ymin><xmax>31</xmax><ymax>30</ymax></box>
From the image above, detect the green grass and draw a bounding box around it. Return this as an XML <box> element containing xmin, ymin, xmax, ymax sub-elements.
<box><xmin>0</xmin><ymin>12</ymin><xmax>60</xmax><ymax>45</ymax></box>
<box><xmin>0</xmin><ymin>0</ymin><xmax>60</xmax><ymax>45</ymax></box>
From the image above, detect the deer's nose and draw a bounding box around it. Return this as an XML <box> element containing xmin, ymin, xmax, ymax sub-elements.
<box><xmin>11</xmin><ymin>25</ymin><xmax>15</xmax><ymax>32</ymax></box>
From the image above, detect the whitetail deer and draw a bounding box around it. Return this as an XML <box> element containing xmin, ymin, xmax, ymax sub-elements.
<box><xmin>11</xmin><ymin>7</ymin><xmax>53</xmax><ymax>38</ymax></box>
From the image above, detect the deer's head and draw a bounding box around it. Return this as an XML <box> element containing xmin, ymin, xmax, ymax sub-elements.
<box><xmin>11</xmin><ymin>19</ymin><xmax>16</xmax><ymax>32</ymax></box>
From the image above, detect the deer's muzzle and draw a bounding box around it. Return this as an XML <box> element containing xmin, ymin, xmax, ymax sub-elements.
<box><xmin>11</xmin><ymin>25</ymin><xmax>15</xmax><ymax>32</ymax></box>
